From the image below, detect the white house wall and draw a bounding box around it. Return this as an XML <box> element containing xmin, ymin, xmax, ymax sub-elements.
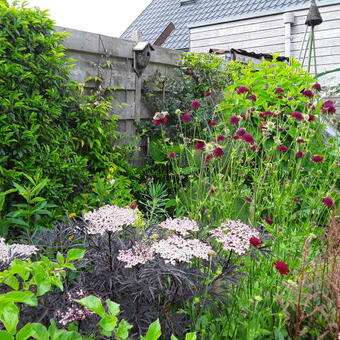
<box><xmin>189</xmin><ymin>4</ymin><xmax>340</xmax><ymax>78</ymax></box>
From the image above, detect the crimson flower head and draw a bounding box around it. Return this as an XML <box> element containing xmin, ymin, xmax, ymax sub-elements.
<box><xmin>311</xmin><ymin>155</ymin><xmax>324</xmax><ymax>163</ymax></box>
<box><xmin>250</xmin><ymin>145</ymin><xmax>258</xmax><ymax>151</ymax></box>
<box><xmin>191</xmin><ymin>100</ymin><xmax>201</xmax><ymax>109</ymax></box>
<box><xmin>210</xmin><ymin>188</ymin><xmax>217</xmax><ymax>194</ymax></box>
<box><xmin>241</xmin><ymin>133</ymin><xmax>255</xmax><ymax>145</ymax></box>
<box><xmin>312</xmin><ymin>83</ymin><xmax>322</xmax><ymax>91</ymax></box>
<box><xmin>236</xmin><ymin>128</ymin><xmax>246</xmax><ymax>136</ymax></box>
<box><xmin>274</xmin><ymin>261</ymin><xmax>290</xmax><ymax>275</ymax></box>
<box><xmin>321</xmin><ymin>197</ymin><xmax>334</xmax><ymax>209</ymax></box>
<box><xmin>244</xmin><ymin>196</ymin><xmax>252</xmax><ymax>202</ymax></box>
<box><xmin>209</xmin><ymin>121</ymin><xmax>218</xmax><ymax>127</ymax></box>
<box><xmin>274</xmin><ymin>87</ymin><xmax>284</xmax><ymax>94</ymax></box>
<box><xmin>153</xmin><ymin>116</ymin><xmax>168</xmax><ymax>126</ymax></box>
<box><xmin>233</xmin><ymin>135</ymin><xmax>240</xmax><ymax>140</ymax></box>
<box><xmin>292</xmin><ymin>198</ymin><xmax>302</xmax><ymax>202</ymax></box>
<box><xmin>194</xmin><ymin>141</ymin><xmax>205</xmax><ymax>151</ymax></box>
<box><xmin>181</xmin><ymin>113</ymin><xmax>192</xmax><ymax>122</ymax></box>
<box><xmin>129</xmin><ymin>202</ymin><xmax>138</xmax><ymax>209</ymax></box>
<box><xmin>290</xmin><ymin>111</ymin><xmax>304</xmax><ymax>121</ymax></box>
<box><xmin>240</xmin><ymin>113</ymin><xmax>246</xmax><ymax>120</ymax></box>
<box><xmin>237</xmin><ymin>86</ymin><xmax>250</xmax><ymax>95</ymax></box>
<box><xmin>230</xmin><ymin>115</ymin><xmax>240</xmax><ymax>125</ymax></box>
<box><xmin>308</xmin><ymin>114</ymin><xmax>315</xmax><ymax>122</ymax></box>
<box><xmin>302</xmin><ymin>89</ymin><xmax>314</xmax><ymax>98</ymax></box>
<box><xmin>168</xmin><ymin>152</ymin><xmax>177</xmax><ymax>158</ymax></box>
<box><xmin>296</xmin><ymin>150</ymin><xmax>304</xmax><ymax>159</ymax></box>
<box><xmin>265</xmin><ymin>217</ymin><xmax>273</xmax><ymax>225</ymax></box>
<box><xmin>216</xmin><ymin>135</ymin><xmax>226</xmax><ymax>142</ymax></box>
<box><xmin>277</xmin><ymin>145</ymin><xmax>288</xmax><ymax>152</ymax></box>
<box><xmin>296</xmin><ymin>138</ymin><xmax>305</xmax><ymax>143</ymax></box>
<box><xmin>249</xmin><ymin>237</ymin><xmax>262</xmax><ymax>247</ymax></box>
<box><xmin>321</xmin><ymin>100</ymin><xmax>336</xmax><ymax>114</ymax></box>
<box><xmin>247</xmin><ymin>94</ymin><xmax>257</xmax><ymax>102</ymax></box>
<box><xmin>203</xmin><ymin>91</ymin><xmax>213</xmax><ymax>97</ymax></box>
<box><xmin>213</xmin><ymin>147</ymin><xmax>224</xmax><ymax>158</ymax></box>
<box><xmin>205</xmin><ymin>154</ymin><xmax>214</xmax><ymax>164</ymax></box>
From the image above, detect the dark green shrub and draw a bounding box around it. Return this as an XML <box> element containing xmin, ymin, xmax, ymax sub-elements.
<box><xmin>0</xmin><ymin>2</ymin><xmax>137</xmax><ymax>236</ymax></box>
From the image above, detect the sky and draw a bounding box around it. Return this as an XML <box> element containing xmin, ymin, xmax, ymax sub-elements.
<box><xmin>13</xmin><ymin>0</ymin><xmax>153</xmax><ymax>37</ymax></box>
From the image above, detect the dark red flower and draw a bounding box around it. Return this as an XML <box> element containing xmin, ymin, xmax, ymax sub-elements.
<box><xmin>274</xmin><ymin>261</ymin><xmax>290</xmax><ymax>275</ymax></box>
<box><xmin>274</xmin><ymin>87</ymin><xmax>284</xmax><ymax>94</ymax></box>
<box><xmin>312</xmin><ymin>83</ymin><xmax>322</xmax><ymax>91</ymax></box>
<box><xmin>237</xmin><ymin>86</ymin><xmax>250</xmax><ymax>95</ymax></box>
<box><xmin>213</xmin><ymin>147</ymin><xmax>224</xmax><ymax>158</ymax></box>
<box><xmin>240</xmin><ymin>113</ymin><xmax>246</xmax><ymax>120</ymax></box>
<box><xmin>241</xmin><ymin>133</ymin><xmax>255</xmax><ymax>145</ymax></box>
<box><xmin>129</xmin><ymin>202</ymin><xmax>138</xmax><ymax>209</ymax></box>
<box><xmin>296</xmin><ymin>138</ymin><xmax>305</xmax><ymax>143</ymax></box>
<box><xmin>210</xmin><ymin>188</ymin><xmax>217</xmax><ymax>194</ymax></box>
<box><xmin>244</xmin><ymin>196</ymin><xmax>252</xmax><ymax>202</ymax></box>
<box><xmin>290</xmin><ymin>111</ymin><xmax>304</xmax><ymax>121</ymax></box>
<box><xmin>153</xmin><ymin>116</ymin><xmax>168</xmax><ymax>126</ymax></box>
<box><xmin>236</xmin><ymin>128</ymin><xmax>246</xmax><ymax>136</ymax></box>
<box><xmin>308</xmin><ymin>114</ymin><xmax>315</xmax><ymax>122</ymax></box>
<box><xmin>321</xmin><ymin>100</ymin><xmax>336</xmax><ymax>114</ymax></box>
<box><xmin>181</xmin><ymin>113</ymin><xmax>192</xmax><ymax>122</ymax></box>
<box><xmin>209</xmin><ymin>122</ymin><xmax>218</xmax><ymax>127</ymax></box>
<box><xmin>249</xmin><ymin>237</ymin><xmax>262</xmax><ymax>246</ymax></box>
<box><xmin>194</xmin><ymin>141</ymin><xmax>205</xmax><ymax>151</ymax></box>
<box><xmin>233</xmin><ymin>135</ymin><xmax>240</xmax><ymax>140</ymax></box>
<box><xmin>258</xmin><ymin>113</ymin><xmax>265</xmax><ymax>118</ymax></box>
<box><xmin>230</xmin><ymin>116</ymin><xmax>240</xmax><ymax>125</ymax></box>
<box><xmin>205</xmin><ymin>154</ymin><xmax>214</xmax><ymax>164</ymax></box>
<box><xmin>265</xmin><ymin>217</ymin><xmax>273</xmax><ymax>225</ymax></box>
<box><xmin>191</xmin><ymin>100</ymin><xmax>201</xmax><ymax>109</ymax></box>
<box><xmin>250</xmin><ymin>145</ymin><xmax>258</xmax><ymax>151</ymax></box>
<box><xmin>247</xmin><ymin>94</ymin><xmax>257</xmax><ymax>102</ymax></box>
<box><xmin>168</xmin><ymin>152</ymin><xmax>177</xmax><ymax>158</ymax></box>
<box><xmin>321</xmin><ymin>197</ymin><xmax>334</xmax><ymax>208</ymax></box>
<box><xmin>203</xmin><ymin>91</ymin><xmax>213</xmax><ymax>97</ymax></box>
<box><xmin>216</xmin><ymin>135</ymin><xmax>226</xmax><ymax>142</ymax></box>
<box><xmin>302</xmin><ymin>89</ymin><xmax>314</xmax><ymax>98</ymax></box>
<box><xmin>295</xmin><ymin>150</ymin><xmax>304</xmax><ymax>159</ymax></box>
<box><xmin>311</xmin><ymin>155</ymin><xmax>324</xmax><ymax>163</ymax></box>
<box><xmin>277</xmin><ymin>145</ymin><xmax>288</xmax><ymax>152</ymax></box>
<box><xmin>292</xmin><ymin>198</ymin><xmax>302</xmax><ymax>202</ymax></box>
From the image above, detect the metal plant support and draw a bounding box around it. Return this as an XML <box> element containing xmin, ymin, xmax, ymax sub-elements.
<box><xmin>299</xmin><ymin>0</ymin><xmax>323</xmax><ymax>75</ymax></box>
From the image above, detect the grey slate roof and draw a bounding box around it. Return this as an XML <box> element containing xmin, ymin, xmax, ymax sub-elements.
<box><xmin>121</xmin><ymin>0</ymin><xmax>336</xmax><ymax>50</ymax></box>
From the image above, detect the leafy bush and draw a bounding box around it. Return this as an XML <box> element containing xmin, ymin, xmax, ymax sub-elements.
<box><xmin>0</xmin><ymin>2</ymin><xmax>138</xmax><ymax>236</ymax></box>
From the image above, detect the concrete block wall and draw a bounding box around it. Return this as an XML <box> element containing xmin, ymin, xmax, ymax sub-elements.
<box><xmin>56</xmin><ymin>27</ymin><xmax>183</xmax><ymax>162</ymax></box>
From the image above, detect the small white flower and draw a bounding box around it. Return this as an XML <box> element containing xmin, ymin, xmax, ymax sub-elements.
<box><xmin>109</xmin><ymin>179</ymin><xmax>115</xmax><ymax>185</ymax></box>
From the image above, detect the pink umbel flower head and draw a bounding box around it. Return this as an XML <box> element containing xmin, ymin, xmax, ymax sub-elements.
<box><xmin>191</xmin><ymin>100</ymin><xmax>201</xmax><ymax>109</ymax></box>
<box><xmin>158</xmin><ymin>217</ymin><xmax>199</xmax><ymax>236</ymax></box>
<box><xmin>117</xmin><ymin>241</ymin><xmax>155</xmax><ymax>268</ymax></box>
<box><xmin>230</xmin><ymin>115</ymin><xmax>240</xmax><ymax>125</ymax></box>
<box><xmin>321</xmin><ymin>100</ymin><xmax>336</xmax><ymax>114</ymax></box>
<box><xmin>83</xmin><ymin>205</ymin><xmax>137</xmax><ymax>234</ymax></box>
<box><xmin>311</xmin><ymin>155</ymin><xmax>324</xmax><ymax>163</ymax></box>
<box><xmin>180</xmin><ymin>113</ymin><xmax>192</xmax><ymax>122</ymax></box>
<box><xmin>321</xmin><ymin>197</ymin><xmax>334</xmax><ymax>209</ymax></box>
<box><xmin>274</xmin><ymin>261</ymin><xmax>290</xmax><ymax>275</ymax></box>
<box><xmin>152</xmin><ymin>236</ymin><xmax>213</xmax><ymax>265</ymax></box>
<box><xmin>290</xmin><ymin>111</ymin><xmax>304</xmax><ymax>121</ymax></box>
<box><xmin>302</xmin><ymin>89</ymin><xmax>314</xmax><ymax>98</ymax></box>
<box><xmin>210</xmin><ymin>219</ymin><xmax>260</xmax><ymax>255</ymax></box>
<box><xmin>237</xmin><ymin>86</ymin><xmax>250</xmax><ymax>95</ymax></box>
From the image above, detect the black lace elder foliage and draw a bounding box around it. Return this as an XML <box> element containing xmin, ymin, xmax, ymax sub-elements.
<box><xmin>0</xmin><ymin>3</ymin><xmax>123</xmax><ymax>210</ymax></box>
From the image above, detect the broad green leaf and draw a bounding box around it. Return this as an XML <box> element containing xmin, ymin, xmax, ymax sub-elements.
<box><xmin>98</xmin><ymin>315</ymin><xmax>117</xmax><ymax>333</ymax></box>
<box><xmin>185</xmin><ymin>332</ymin><xmax>197</xmax><ymax>340</ymax></box>
<box><xmin>106</xmin><ymin>299</ymin><xmax>120</xmax><ymax>316</ymax></box>
<box><xmin>66</xmin><ymin>249</ymin><xmax>85</xmax><ymax>262</ymax></box>
<box><xmin>76</xmin><ymin>296</ymin><xmax>105</xmax><ymax>317</ymax></box>
<box><xmin>115</xmin><ymin>319</ymin><xmax>132</xmax><ymax>339</ymax></box>
<box><xmin>16</xmin><ymin>323</ymin><xmax>49</xmax><ymax>340</ymax></box>
<box><xmin>141</xmin><ymin>319</ymin><xmax>161</xmax><ymax>340</ymax></box>
<box><xmin>0</xmin><ymin>330</ymin><xmax>14</xmax><ymax>340</ymax></box>
<box><xmin>0</xmin><ymin>291</ymin><xmax>37</xmax><ymax>306</ymax></box>
<box><xmin>0</xmin><ymin>302</ymin><xmax>19</xmax><ymax>334</ymax></box>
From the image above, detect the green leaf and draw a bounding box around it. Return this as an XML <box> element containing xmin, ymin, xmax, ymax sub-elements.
<box><xmin>106</xmin><ymin>299</ymin><xmax>120</xmax><ymax>316</ymax></box>
<box><xmin>185</xmin><ymin>332</ymin><xmax>197</xmax><ymax>340</ymax></box>
<box><xmin>66</xmin><ymin>249</ymin><xmax>85</xmax><ymax>262</ymax></box>
<box><xmin>0</xmin><ymin>331</ymin><xmax>14</xmax><ymax>340</ymax></box>
<box><xmin>115</xmin><ymin>319</ymin><xmax>132</xmax><ymax>339</ymax></box>
<box><xmin>0</xmin><ymin>291</ymin><xmax>37</xmax><ymax>306</ymax></box>
<box><xmin>0</xmin><ymin>302</ymin><xmax>19</xmax><ymax>334</ymax></box>
<box><xmin>76</xmin><ymin>296</ymin><xmax>105</xmax><ymax>317</ymax></box>
<box><xmin>141</xmin><ymin>319</ymin><xmax>161</xmax><ymax>340</ymax></box>
<box><xmin>16</xmin><ymin>323</ymin><xmax>49</xmax><ymax>340</ymax></box>
<box><xmin>98</xmin><ymin>315</ymin><xmax>117</xmax><ymax>333</ymax></box>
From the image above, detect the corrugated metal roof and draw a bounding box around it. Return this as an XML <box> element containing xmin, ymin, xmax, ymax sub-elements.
<box><xmin>121</xmin><ymin>0</ymin><xmax>339</xmax><ymax>50</ymax></box>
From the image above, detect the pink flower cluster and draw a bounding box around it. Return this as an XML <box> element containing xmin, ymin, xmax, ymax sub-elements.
<box><xmin>210</xmin><ymin>219</ymin><xmax>260</xmax><ymax>255</ymax></box>
<box><xmin>158</xmin><ymin>217</ymin><xmax>199</xmax><ymax>235</ymax></box>
<box><xmin>117</xmin><ymin>241</ymin><xmax>155</xmax><ymax>268</ymax></box>
<box><xmin>0</xmin><ymin>237</ymin><xmax>38</xmax><ymax>265</ymax></box>
<box><xmin>83</xmin><ymin>205</ymin><xmax>137</xmax><ymax>235</ymax></box>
